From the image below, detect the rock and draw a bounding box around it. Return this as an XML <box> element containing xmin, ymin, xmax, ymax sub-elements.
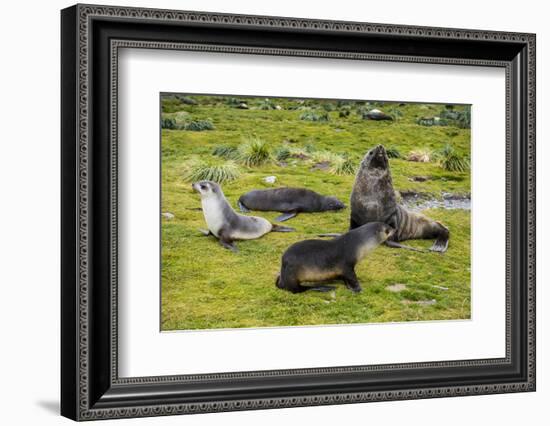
<box><xmin>386</xmin><ymin>284</ymin><xmax>407</xmax><ymax>293</ymax></box>
<box><xmin>237</xmin><ymin>102</ymin><xmax>249</xmax><ymax>109</ymax></box>
<box><xmin>162</xmin><ymin>212</ymin><xmax>175</xmax><ymax>220</ymax></box>
<box><xmin>262</xmin><ymin>176</ymin><xmax>277</xmax><ymax>184</ymax></box>
<box><xmin>409</xmin><ymin>176</ymin><xmax>430</xmax><ymax>182</ymax></box>
<box><xmin>275</xmin><ymin>105</ymin><xmax>282</xmax><ymax>110</ymax></box>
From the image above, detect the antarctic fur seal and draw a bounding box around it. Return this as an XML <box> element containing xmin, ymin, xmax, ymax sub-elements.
<box><xmin>276</xmin><ymin>222</ymin><xmax>394</xmax><ymax>294</ymax></box>
<box><xmin>238</xmin><ymin>187</ymin><xmax>345</xmax><ymax>222</ymax></box>
<box><xmin>350</xmin><ymin>145</ymin><xmax>449</xmax><ymax>252</ymax></box>
<box><xmin>192</xmin><ymin>181</ymin><xmax>294</xmax><ymax>251</ymax></box>
<box><xmin>363</xmin><ymin>109</ymin><xmax>393</xmax><ymax>121</ymax></box>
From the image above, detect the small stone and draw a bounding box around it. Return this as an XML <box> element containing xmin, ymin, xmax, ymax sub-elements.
<box><xmin>162</xmin><ymin>212</ymin><xmax>175</xmax><ymax>220</ymax></box>
<box><xmin>275</xmin><ymin>105</ymin><xmax>282</xmax><ymax>110</ymax></box>
<box><xmin>263</xmin><ymin>176</ymin><xmax>277</xmax><ymax>184</ymax></box>
<box><xmin>432</xmin><ymin>285</ymin><xmax>449</xmax><ymax>291</ymax></box>
<box><xmin>237</xmin><ymin>102</ymin><xmax>249</xmax><ymax>109</ymax></box>
<box><xmin>386</xmin><ymin>284</ymin><xmax>407</xmax><ymax>293</ymax></box>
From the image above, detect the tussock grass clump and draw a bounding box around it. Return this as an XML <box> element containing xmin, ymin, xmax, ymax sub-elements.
<box><xmin>388</xmin><ymin>108</ymin><xmax>403</xmax><ymax>121</ymax></box>
<box><xmin>300</xmin><ymin>109</ymin><xmax>329</xmax><ymax>122</ymax></box>
<box><xmin>329</xmin><ymin>156</ymin><xmax>357</xmax><ymax>176</ymax></box>
<box><xmin>310</xmin><ymin>150</ymin><xmax>342</xmax><ymax>164</ymax></box>
<box><xmin>440</xmin><ymin>108</ymin><xmax>471</xmax><ymax>129</ymax></box>
<box><xmin>182</xmin><ymin>160</ymin><xmax>240</xmax><ymax>184</ymax></box>
<box><xmin>275</xmin><ymin>146</ymin><xmax>291</xmax><ymax>161</ymax></box>
<box><xmin>161</xmin><ymin>117</ymin><xmax>177</xmax><ymax>129</ymax></box>
<box><xmin>386</xmin><ymin>146</ymin><xmax>402</xmax><ymax>159</ymax></box>
<box><xmin>184</xmin><ymin>120</ymin><xmax>215</xmax><ymax>131</ymax></box>
<box><xmin>407</xmin><ymin>149</ymin><xmax>432</xmax><ymax>163</ymax></box>
<box><xmin>237</xmin><ymin>136</ymin><xmax>272</xmax><ymax>167</ymax></box>
<box><xmin>286</xmin><ymin>146</ymin><xmax>310</xmax><ymax>160</ymax></box>
<box><xmin>307</xmin><ymin>150</ymin><xmax>357</xmax><ymax>175</ymax></box>
<box><xmin>457</xmin><ymin>110</ymin><xmax>471</xmax><ymax>129</ymax></box>
<box><xmin>304</xmin><ymin>143</ymin><xmax>317</xmax><ymax>153</ymax></box>
<box><xmin>212</xmin><ymin>145</ymin><xmax>238</xmax><ymax>159</ymax></box>
<box><xmin>339</xmin><ymin>109</ymin><xmax>351</xmax><ymax>118</ymax></box>
<box><xmin>258</xmin><ymin>98</ymin><xmax>276</xmax><ymax>110</ymax></box>
<box><xmin>173</xmin><ymin>111</ymin><xmax>190</xmax><ymax>126</ymax></box>
<box><xmin>225</xmin><ymin>97</ymin><xmax>241</xmax><ymax>107</ymax></box>
<box><xmin>321</xmin><ymin>102</ymin><xmax>337</xmax><ymax>112</ymax></box>
<box><xmin>437</xmin><ymin>144</ymin><xmax>470</xmax><ymax>172</ymax></box>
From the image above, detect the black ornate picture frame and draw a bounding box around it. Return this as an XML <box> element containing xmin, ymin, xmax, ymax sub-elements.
<box><xmin>61</xmin><ymin>4</ymin><xmax>536</xmax><ymax>421</ymax></box>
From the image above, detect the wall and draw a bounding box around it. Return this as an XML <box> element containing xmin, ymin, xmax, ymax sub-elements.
<box><xmin>0</xmin><ymin>0</ymin><xmax>546</xmax><ymax>424</ymax></box>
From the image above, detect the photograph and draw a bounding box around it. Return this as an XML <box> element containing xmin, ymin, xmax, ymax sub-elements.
<box><xmin>160</xmin><ymin>94</ymin><xmax>472</xmax><ymax>331</ymax></box>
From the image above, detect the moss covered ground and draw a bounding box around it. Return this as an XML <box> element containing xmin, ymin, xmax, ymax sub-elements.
<box><xmin>160</xmin><ymin>95</ymin><xmax>471</xmax><ymax>330</ymax></box>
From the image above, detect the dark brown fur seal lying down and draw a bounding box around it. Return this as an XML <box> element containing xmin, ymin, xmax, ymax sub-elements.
<box><xmin>350</xmin><ymin>145</ymin><xmax>449</xmax><ymax>252</ymax></box>
<box><xmin>238</xmin><ymin>188</ymin><xmax>345</xmax><ymax>222</ymax></box>
<box><xmin>276</xmin><ymin>222</ymin><xmax>393</xmax><ymax>294</ymax></box>
<box><xmin>192</xmin><ymin>181</ymin><xmax>294</xmax><ymax>252</ymax></box>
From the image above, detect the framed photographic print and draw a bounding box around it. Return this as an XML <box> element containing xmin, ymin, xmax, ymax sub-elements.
<box><xmin>61</xmin><ymin>4</ymin><xmax>536</xmax><ymax>421</ymax></box>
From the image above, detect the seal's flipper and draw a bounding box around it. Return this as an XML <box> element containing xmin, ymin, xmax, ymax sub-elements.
<box><xmin>429</xmin><ymin>236</ymin><xmax>449</xmax><ymax>253</ymax></box>
<box><xmin>385</xmin><ymin>240</ymin><xmax>427</xmax><ymax>253</ymax></box>
<box><xmin>238</xmin><ymin>201</ymin><xmax>250</xmax><ymax>213</ymax></box>
<box><xmin>318</xmin><ymin>233</ymin><xmax>342</xmax><ymax>238</ymax></box>
<box><xmin>198</xmin><ymin>228</ymin><xmax>212</xmax><ymax>236</ymax></box>
<box><xmin>219</xmin><ymin>239</ymin><xmax>238</xmax><ymax>252</ymax></box>
<box><xmin>275</xmin><ymin>211</ymin><xmax>297</xmax><ymax>222</ymax></box>
<box><xmin>271</xmin><ymin>224</ymin><xmax>295</xmax><ymax>232</ymax></box>
<box><xmin>308</xmin><ymin>285</ymin><xmax>336</xmax><ymax>293</ymax></box>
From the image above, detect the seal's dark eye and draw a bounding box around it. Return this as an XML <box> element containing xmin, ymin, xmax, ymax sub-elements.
<box><xmin>200</xmin><ymin>184</ymin><xmax>207</xmax><ymax>190</ymax></box>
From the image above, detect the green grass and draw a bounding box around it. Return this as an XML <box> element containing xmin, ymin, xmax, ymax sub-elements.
<box><xmin>161</xmin><ymin>95</ymin><xmax>471</xmax><ymax>330</ymax></box>
<box><xmin>237</xmin><ymin>136</ymin><xmax>272</xmax><ymax>167</ymax></box>
<box><xmin>181</xmin><ymin>159</ymin><xmax>241</xmax><ymax>184</ymax></box>
<box><xmin>437</xmin><ymin>143</ymin><xmax>471</xmax><ymax>172</ymax></box>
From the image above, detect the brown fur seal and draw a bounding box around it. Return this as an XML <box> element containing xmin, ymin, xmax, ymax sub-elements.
<box><xmin>276</xmin><ymin>222</ymin><xmax>393</xmax><ymax>294</ymax></box>
<box><xmin>238</xmin><ymin>188</ymin><xmax>345</xmax><ymax>222</ymax></box>
<box><xmin>192</xmin><ymin>181</ymin><xmax>294</xmax><ymax>252</ymax></box>
<box><xmin>350</xmin><ymin>145</ymin><xmax>449</xmax><ymax>252</ymax></box>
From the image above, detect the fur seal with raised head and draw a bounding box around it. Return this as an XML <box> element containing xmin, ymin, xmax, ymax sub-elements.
<box><xmin>238</xmin><ymin>187</ymin><xmax>345</xmax><ymax>222</ymax></box>
<box><xmin>192</xmin><ymin>181</ymin><xmax>294</xmax><ymax>252</ymax></box>
<box><xmin>276</xmin><ymin>222</ymin><xmax>394</xmax><ymax>294</ymax></box>
<box><xmin>350</xmin><ymin>145</ymin><xmax>449</xmax><ymax>252</ymax></box>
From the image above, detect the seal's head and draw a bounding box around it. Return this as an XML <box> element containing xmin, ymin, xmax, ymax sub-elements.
<box><xmin>322</xmin><ymin>196</ymin><xmax>346</xmax><ymax>211</ymax></box>
<box><xmin>353</xmin><ymin>222</ymin><xmax>395</xmax><ymax>259</ymax></box>
<box><xmin>192</xmin><ymin>180</ymin><xmax>222</xmax><ymax>199</ymax></box>
<box><xmin>361</xmin><ymin>221</ymin><xmax>395</xmax><ymax>242</ymax></box>
<box><xmin>361</xmin><ymin>145</ymin><xmax>389</xmax><ymax>170</ymax></box>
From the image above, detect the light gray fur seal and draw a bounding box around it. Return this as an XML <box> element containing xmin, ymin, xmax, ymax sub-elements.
<box><xmin>276</xmin><ymin>222</ymin><xmax>394</xmax><ymax>294</ymax></box>
<box><xmin>192</xmin><ymin>181</ymin><xmax>294</xmax><ymax>251</ymax></box>
<box><xmin>238</xmin><ymin>187</ymin><xmax>345</xmax><ymax>222</ymax></box>
<box><xmin>350</xmin><ymin>145</ymin><xmax>449</xmax><ymax>253</ymax></box>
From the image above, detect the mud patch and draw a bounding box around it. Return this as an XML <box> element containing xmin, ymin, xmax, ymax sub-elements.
<box><xmin>400</xmin><ymin>191</ymin><xmax>470</xmax><ymax>211</ymax></box>
<box><xmin>311</xmin><ymin>161</ymin><xmax>331</xmax><ymax>171</ymax></box>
